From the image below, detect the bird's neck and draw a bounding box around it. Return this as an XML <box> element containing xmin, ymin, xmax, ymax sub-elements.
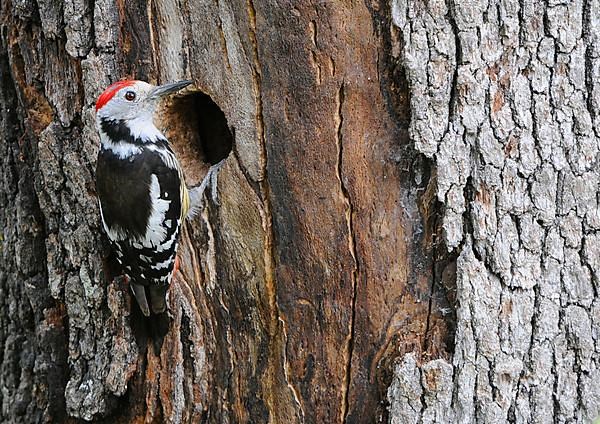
<box><xmin>125</xmin><ymin>116</ymin><xmax>165</xmax><ymax>142</ymax></box>
<box><xmin>98</xmin><ymin>116</ymin><xmax>168</xmax><ymax>159</ymax></box>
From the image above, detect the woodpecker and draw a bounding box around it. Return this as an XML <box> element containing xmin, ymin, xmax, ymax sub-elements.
<box><xmin>95</xmin><ymin>79</ymin><xmax>202</xmax><ymax>317</ymax></box>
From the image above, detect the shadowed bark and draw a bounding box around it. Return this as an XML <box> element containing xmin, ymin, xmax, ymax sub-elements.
<box><xmin>0</xmin><ymin>0</ymin><xmax>598</xmax><ymax>423</ymax></box>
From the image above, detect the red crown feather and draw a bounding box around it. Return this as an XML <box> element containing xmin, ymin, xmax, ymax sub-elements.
<box><xmin>96</xmin><ymin>80</ymin><xmax>137</xmax><ymax>111</ymax></box>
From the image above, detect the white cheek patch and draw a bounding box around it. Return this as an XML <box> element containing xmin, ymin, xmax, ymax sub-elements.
<box><xmin>145</xmin><ymin>174</ymin><xmax>171</xmax><ymax>246</ymax></box>
<box><xmin>128</xmin><ymin>115</ymin><xmax>164</xmax><ymax>142</ymax></box>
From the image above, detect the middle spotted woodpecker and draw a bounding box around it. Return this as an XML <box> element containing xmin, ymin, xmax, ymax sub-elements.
<box><xmin>95</xmin><ymin>79</ymin><xmax>220</xmax><ymax>317</ymax></box>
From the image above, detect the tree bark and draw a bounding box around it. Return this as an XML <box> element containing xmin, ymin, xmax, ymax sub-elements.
<box><xmin>0</xmin><ymin>0</ymin><xmax>598</xmax><ymax>423</ymax></box>
<box><xmin>388</xmin><ymin>0</ymin><xmax>600</xmax><ymax>423</ymax></box>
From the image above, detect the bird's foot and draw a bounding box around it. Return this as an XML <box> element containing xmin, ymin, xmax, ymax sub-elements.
<box><xmin>188</xmin><ymin>160</ymin><xmax>225</xmax><ymax>216</ymax></box>
<box><xmin>113</xmin><ymin>274</ymin><xmax>129</xmax><ymax>285</ymax></box>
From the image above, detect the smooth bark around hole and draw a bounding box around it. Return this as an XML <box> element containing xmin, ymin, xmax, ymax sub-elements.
<box><xmin>158</xmin><ymin>91</ymin><xmax>233</xmax><ymax>187</ymax></box>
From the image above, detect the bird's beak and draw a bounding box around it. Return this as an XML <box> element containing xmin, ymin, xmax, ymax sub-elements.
<box><xmin>148</xmin><ymin>80</ymin><xmax>193</xmax><ymax>99</ymax></box>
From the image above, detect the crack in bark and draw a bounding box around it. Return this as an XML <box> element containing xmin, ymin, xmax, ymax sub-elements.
<box><xmin>214</xmin><ymin>0</ymin><xmax>232</xmax><ymax>71</ymax></box>
<box><xmin>200</xmin><ymin>207</ymin><xmax>217</xmax><ymax>292</ymax></box>
<box><xmin>422</xmin><ymin>212</ymin><xmax>440</xmax><ymax>354</ymax></box>
<box><xmin>246</xmin><ymin>1</ymin><xmax>303</xmax><ymax>420</ymax></box>
<box><xmin>335</xmin><ymin>82</ymin><xmax>359</xmax><ymax>423</ymax></box>
<box><xmin>146</xmin><ymin>0</ymin><xmax>159</xmax><ymax>76</ymax></box>
<box><xmin>443</xmin><ymin>0</ymin><xmax>460</xmax><ymax>145</ymax></box>
<box><xmin>308</xmin><ymin>20</ymin><xmax>321</xmax><ymax>85</ymax></box>
<box><xmin>582</xmin><ymin>0</ymin><xmax>600</xmax><ymax>139</ymax></box>
<box><xmin>232</xmin><ymin>144</ymin><xmax>262</xmax><ymax>200</ymax></box>
<box><xmin>279</xmin><ymin>314</ymin><xmax>305</xmax><ymax>422</ymax></box>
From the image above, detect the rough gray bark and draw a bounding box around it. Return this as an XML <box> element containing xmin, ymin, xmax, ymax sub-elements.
<box><xmin>388</xmin><ymin>0</ymin><xmax>600</xmax><ymax>422</ymax></box>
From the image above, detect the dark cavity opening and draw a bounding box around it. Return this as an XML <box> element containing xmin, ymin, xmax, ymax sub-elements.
<box><xmin>157</xmin><ymin>90</ymin><xmax>233</xmax><ymax>187</ymax></box>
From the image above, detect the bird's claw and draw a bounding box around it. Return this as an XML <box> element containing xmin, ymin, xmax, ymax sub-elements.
<box><xmin>191</xmin><ymin>160</ymin><xmax>225</xmax><ymax>210</ymax></box>
<box><xmin>113</xmin><ymin>274</ymin><xmax>129</xmax><ymax>285</ymax></box>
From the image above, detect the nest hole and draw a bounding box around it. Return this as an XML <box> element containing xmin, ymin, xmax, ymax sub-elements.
<box><xmin>157</xmin><ymin>90</ymin><xmax>233</xmax><ymax>187</ymax></box>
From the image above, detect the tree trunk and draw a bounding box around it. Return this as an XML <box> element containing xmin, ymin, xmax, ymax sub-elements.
<box><xmin>387</xmin><ymin>0</ymin><xmax>600</xmax><ymax>422</ymax></box>
<box><xmin>0</xmin><ymin>0</ymin><xmax>598</xmax><ymax>423</ymax></box>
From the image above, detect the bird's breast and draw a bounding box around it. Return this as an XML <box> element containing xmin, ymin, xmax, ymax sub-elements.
<box><xmin>96</xmin><ymin>145</ymin><xmax>183</xmax><ymax>246</ymax></box>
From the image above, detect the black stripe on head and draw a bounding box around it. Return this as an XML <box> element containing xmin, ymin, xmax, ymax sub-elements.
<box><xmin>100</xmin><ymin>118</ymin><xmax>170</xmax><ymax>148</ymax></box>
<box><xmin>100</xmin><ymin>118</ymin><xmax>136</xmax><ymax>144</ymax></box>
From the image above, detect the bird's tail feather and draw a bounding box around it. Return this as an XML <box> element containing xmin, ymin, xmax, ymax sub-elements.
<box><xmin>130</xmin><ymin>283</ymin><xmax>170</xmax><ymax>354</ymax></box>
<box><xmin>130</xmin><ymin>283</ymin><xmax>150</xmax><ymax>317</ymax></box>
<box><xmin>148</xmin><ymin>286</ymin><xmax>169</xmax><ymax>352</ymax></box>
<box><xmin>149</xmin><ymin>312</ymin><xmax>170</xmax><ymax>354</ymax></box>
<box><xmin>147</xmin><ymin>285</ymin><xmax>168</xmax><ymax>315</ymax></box>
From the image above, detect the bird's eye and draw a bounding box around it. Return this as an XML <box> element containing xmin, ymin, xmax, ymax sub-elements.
<box><xmin>124</xmin><ymin>91</ymin><xmax>136</xmax><ymax>101</ymax></box>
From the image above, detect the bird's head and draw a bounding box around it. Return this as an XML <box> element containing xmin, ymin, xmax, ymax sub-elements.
<box><xmin>95</xmin><ymin>79</ymin><xmax>192</xmax><ymax>122</ymax></box>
